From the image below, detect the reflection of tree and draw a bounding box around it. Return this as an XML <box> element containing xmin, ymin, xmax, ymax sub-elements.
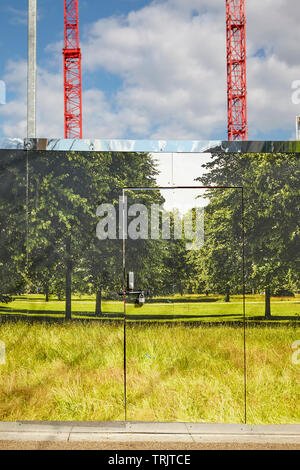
<box><xmin>159</xmin><ymin>211</ymin><xmax>191</xmax><ymax>296</ymax></box>
<box><xmin>1</xmin><ymin>150</ymin><xmax>298</xmax><ymax>321</ymax></box>
<box><xmin>125</xmin><ymin>190</ymin><xmax>166</xmax><ymax>295</ymax></box>
<box><xmin>186</xmin><ymin>189</ymin><xmax>243</xmax><ymax>302</ymax></box>
<box><xmin>194</xmin><ymin>153</ymin><xmax>300</xmax><ymax>318</ymax></box>
<box><xmin>26</xmin><ymin>151</ymin><xmax>159</xmax><ymax>319</ymax></box>
<box><xmin>77</xmin><ymin>239</ymin><xmax>122</xmax><ymax>316</ymax></box>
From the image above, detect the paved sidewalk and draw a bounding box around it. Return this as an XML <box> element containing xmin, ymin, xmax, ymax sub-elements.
<box><xmin>0</xmin><ymin>422</ymin><xmax>299</xmax><ymax>445</ymax></box>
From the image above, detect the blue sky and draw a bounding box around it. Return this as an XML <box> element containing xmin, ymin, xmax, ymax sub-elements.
<box><xmin>0</xmin><ymin>1</ymin><xmax>150</xmax><ymax>100</ymax></box>
<box><xmin>0</xmin><ymin>0</ymin><xmax>300</xmax><ymax>140</ymax></box>
<box><xmin>0</xmin><ymin>1</ymin><xmax>151</xmax><ymax>61</ymax></box>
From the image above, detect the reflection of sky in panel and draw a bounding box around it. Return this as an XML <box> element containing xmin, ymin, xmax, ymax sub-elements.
<box><xmin>159</xmin><ymin>188</ymin><xmax>207</xmax><ymax>217</ymax></box>
<box><xmin>152</xmin><ymin>152</ymin><xmax>212</xmax><ymax>212</ymax></box>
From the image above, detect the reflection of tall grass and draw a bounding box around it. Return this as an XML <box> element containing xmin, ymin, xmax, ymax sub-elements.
<box><xmin>126</xmin><ymin>324</ymin><xmax>245</xmax><ymax>423</ymax></box>
<box><xmin>0</xmin><ymin>322</ymin><xmax>124</xmax><ymax>421</ymax></box>
<box><xmin>0</xmin><ymin>322</ymin><xmax>298</xmax><ymax>423</ymax></box>
<box><xmin>246</xmin><ymin>327</ymin><xmax>300</xmax><ymax>425</ymax></box>
<box><xmin>126</xmin><ymin>324</ymin><xmax>299</xmax><ymax>424</ymax></box>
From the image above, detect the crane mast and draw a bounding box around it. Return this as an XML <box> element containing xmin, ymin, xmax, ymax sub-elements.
<box><xmin>62</xmin><ymin>1</ymin><xmax>247</xmax><ymax>141</ymax></box>
<box><xmin>226</xmin><ymin>0</ymin><xmax>247</xmax><ymax>140</ymax></box>
<box><xmin>63</xmin><ymin>0</ymin><xmax>82</xmax><ymax>139</ymax></box>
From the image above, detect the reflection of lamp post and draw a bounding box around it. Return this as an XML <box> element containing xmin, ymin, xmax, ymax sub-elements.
<box><xmin>28</xmin><ymin>0</ymin><xmax>37</xmax><ymax>138</ymax></box>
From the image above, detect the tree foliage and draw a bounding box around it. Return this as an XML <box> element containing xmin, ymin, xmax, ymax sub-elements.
<box><xmin>194</xmin><ymin>153</ymin><xmax>300</xmax><ymax>316</ymax></box>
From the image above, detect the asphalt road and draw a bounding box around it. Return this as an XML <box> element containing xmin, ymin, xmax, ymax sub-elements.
<box><xmin>0</xmin><ymin>440</ymin><xmax>299</xmax><ymax>450</ymax></box>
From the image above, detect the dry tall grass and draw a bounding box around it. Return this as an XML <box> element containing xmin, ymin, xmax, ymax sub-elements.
<box><xmin>0</xmin><ymin>321</ymin><xmax>299</xmax><ymax>423</ymax></box>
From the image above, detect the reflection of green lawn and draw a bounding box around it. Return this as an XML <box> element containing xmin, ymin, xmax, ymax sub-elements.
<box><xmin>126</xmin><ymin>300</ymin><xmax>300</xmax><ymax>321</ymax></box>
<box><xmin>0</xmin><ymin>294</ymin><xmax>299</xmax><ymax>322</ymax></box>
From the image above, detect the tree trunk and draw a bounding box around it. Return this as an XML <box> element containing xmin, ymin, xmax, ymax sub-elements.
<box><xmin>224</xmin><ymin>287</ymin><xmax>230</xmax><ymax>302</ymax></box>
<box><xmin>265</xmin><ymin>286</ymin><xmax>271</xmax><ymax>319</ymax></box>
<box><xmin>95</xmin><ymin>287</ymin><xmax>102</xmax><ymax>316</ymax></box>
<box><xmin>45</xmin><ymin>284</ymin><xmax>49</xmax><ymax>302</ymax></box>
<box><xmin>65</xmin><ymin>237</ymin><xmax>72</xmax><ymax>320</ymax></box>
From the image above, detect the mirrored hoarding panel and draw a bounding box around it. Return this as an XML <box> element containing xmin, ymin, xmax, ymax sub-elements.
<box><xmin>189</xmin><ymin>151</ymin><xmax>300</xmax><ymax>424</ymax></box>
<box><xmin>238</xmin><ymin>154</ymin><xmax>299</xmax><ymax>425</ymax></box>
<box><xmin>0</xmin><ymin>148</ymin><xmax>299</xmax><ymax>424</ymax></box>
<box><xmin>0</xmin><ymin>149</ymin><xmax>31</xmax><ymax>413</ymax></box>
<box><xmin>0</xmin><ymin>149</ymin><xmax>125</xmax><ymax>421</ymax></box>
<box><xmin>124</xmin><ymin>187</ymin><xmax>246</xmax><ymax>422</ymax></box>
<box><xmin>0</xmin><ymin>149</ymin><xmax>31</xmax><ymax>420</ymax></box>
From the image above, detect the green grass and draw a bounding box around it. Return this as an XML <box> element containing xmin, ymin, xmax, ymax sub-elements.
<box><xmin>0</xmin><ymin>320</ymin><xmax>299</xmax><ymax>423</ymax></box>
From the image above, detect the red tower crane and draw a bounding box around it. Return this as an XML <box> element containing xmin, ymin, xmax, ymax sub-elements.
<box><xmin>226</xmin><ymin>0</ymin><xmax>247</xmax><ymax>140</ymax></box>
<box><xmin>63</xmin><ymin>0</ymin><xmax>82</xmax><ymax>139</ymax></box>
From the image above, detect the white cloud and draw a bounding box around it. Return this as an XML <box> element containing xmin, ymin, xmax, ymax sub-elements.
<box><xmin>80</xmin><ymin>0</ymin><xmax>227</xmax><ymax>138</ymax></box>
<box><xmin>1</xmin><ymin>0</ymin><xmax>300</xmax><ymax>139</ymax></box>
<box><xmin>0</xmin><ymin>59</ymin><xmax>64</xmax><ymax>138</ymax></box>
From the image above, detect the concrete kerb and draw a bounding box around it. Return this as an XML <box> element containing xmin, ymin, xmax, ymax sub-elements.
<box><xmin>0</xmin><ymin>422</ymin><xmax>299</xmax><ymax>444</ymax></box>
